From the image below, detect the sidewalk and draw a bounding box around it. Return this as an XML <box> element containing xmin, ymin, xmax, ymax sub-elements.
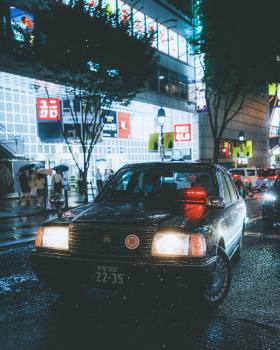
<box><xmin>0</xmin><ymin>193</ymin><xmax>93</xmax><ymax>220</ymax></box>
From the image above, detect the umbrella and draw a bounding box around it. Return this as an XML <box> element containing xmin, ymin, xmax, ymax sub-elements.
<box><xmin>53</xmin><ymin>164</ymin><xmax>69</xmax><ymax>172</ymax></box>
<box><xmin>37</xmin><ymin>168</ymin><xmax>53</xmax><ymax>175</ymax></box>
<box><xmin>19</xmin><ymin>163</ymin><xmax>44</xmax><ymax>172</ymax></box>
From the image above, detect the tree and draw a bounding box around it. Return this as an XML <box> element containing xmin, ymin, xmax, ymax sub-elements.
<box><xmin>11</xmin><ymin>0</ymin><xmax>158</xmax><ymax>202</ymax></box>
<box><xmin>194</xmin><ymin>0</ymin><xmax>280</xmax><ymax>163</ymax></box>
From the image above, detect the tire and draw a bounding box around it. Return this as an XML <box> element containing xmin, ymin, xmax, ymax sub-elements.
<box><xmin>201</xmin><ymin>247</ymin><xmax>232</xmax><ymax>309</ymax></box>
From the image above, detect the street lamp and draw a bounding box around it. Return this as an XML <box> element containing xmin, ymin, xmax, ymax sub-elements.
<box><xmin>157</xmin><ymin>107</ymin><xmax>166</xmax><ymax>161</ymax></box>
<box><xmin>239</xmin><ymin>130</ymin><xmax>245</xmax><ymax>142</ymax></box>
<box><xmin>238</xmin><ymin>130</ymin><xmax>246</xmax><ymax>166</ymax></box>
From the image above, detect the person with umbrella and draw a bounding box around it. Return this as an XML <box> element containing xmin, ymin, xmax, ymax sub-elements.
<box><xmin>18</xmin><ymin>169</ymin><xmax>30</xmax><ymax>206</ymax></box>
<box><xmin>52</xmin><ymin>170</ymin><xmax>64</xmax><ymax>195</ymax></box>
<box><xmin>37</xmin><ymin>168</ymin><xmax>53</xmax><ymax>209</ymax></box>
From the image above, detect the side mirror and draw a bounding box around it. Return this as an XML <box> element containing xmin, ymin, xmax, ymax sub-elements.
<box><xmin>207</xmin><ymin>197</ymin><xmax>226</xmax><ymax>209</ymax></box>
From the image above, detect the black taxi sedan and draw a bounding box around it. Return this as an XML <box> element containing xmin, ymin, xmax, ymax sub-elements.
<box><xmin>32</xmin><ymin>162</ymin><xmax>246</xmax><ymax>308</ymax></box>
<box><xmin>262</xmin><ymin>175</ymin><xmax>280</xmax><ymax>230</ymax></box>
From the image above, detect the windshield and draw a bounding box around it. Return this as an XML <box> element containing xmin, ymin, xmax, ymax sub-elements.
<box><xmin>229</xmin><ymin>169</ymin><xmax>245</xmax><ymax>176</ymax></box>
<box><xmin>99</xmin><ymin>167</ymin><xmax>217</xmax><ymax>206</ymax></box>
<box><xmin>246</xmin><ymin>169</ymin><xmax>256</xmax><ymax>176</ymax></box>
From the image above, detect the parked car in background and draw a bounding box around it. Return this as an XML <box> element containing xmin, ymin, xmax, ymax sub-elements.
<box><xmin>32</xmin><ymin>162</ymin><xmax>246</xmax><ymax>309</ymax></box>
<box><xmin>229</xmin><ymin>167</ymin><xmax>257</xmax><ymax>192</ymax></box>
<box><xmin>262</xmin><ymin>175</ymin><xmax>280</xmax><ymax>231</ymax></box>
<box><xmin>256</xmin><ymin>168</ymin><xmax>277</xmax><ymax>190</ymax></box>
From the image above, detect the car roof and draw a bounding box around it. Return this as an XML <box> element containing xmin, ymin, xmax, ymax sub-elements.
<box><xmin>119</xmin><ymin>162</ymin><xmax>224</xmax><ymax>172</ymax></box>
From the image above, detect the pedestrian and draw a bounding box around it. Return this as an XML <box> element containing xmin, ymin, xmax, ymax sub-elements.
<box><xmin>18</xmin><ymin>170</ymin><xmax>30</xmax><ymax>206</ymax></box>
<box><xmin>28</xmin><ymin>170</ymin><xmax>37</xmax><ymax>205</ymax></box>
<box><xmin>52</xmin><ymin>170</ymin><xmax>64</xmax><ymax>195</ymax></box>
<box><xmin>96</xmin><ymin>168</ymin><xmax>103</xmax><ymax>193</ymax></box>
<box><xmin>35</xmin><ymin>173</ymin><xmax>45</xmax><ymax>207</ymax></box>
<box><xmin>104</xmin><ymin>169</ymin><xmax>110</xmax><ymax>184</ymax></box>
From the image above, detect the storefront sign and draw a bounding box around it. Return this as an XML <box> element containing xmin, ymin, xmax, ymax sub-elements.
<box><xmin>164</xmin><ymin>132</ymin><xmax>174</xmax><ymax>149</ymax></box>
<box><xmin>148</xmin><ymin>133</ymin><xmax>159</xmax><ymax>151</ymax></box>
<box><xmin>232</xmin><ymin>140</ymin><xmax>253</xmax><ymax>160</ymax></box>
<box><xmin>174</xmin><ymin>124</ymin><xmax>192</xmax><ymax>142</ymax></box>
<box><xmin>118</xmin><ymin>112</ymin><xmax>131</xmax><ymax>139</ymax></box>
<box><xmin>37</xmin><ymin>98</ymin><xmax>61</xmax><ymax>122</ymax></box>
<box><xmin>103</xmin><ymin>111</ymin><xmax>117</xmax><ymax>138</ymax></box>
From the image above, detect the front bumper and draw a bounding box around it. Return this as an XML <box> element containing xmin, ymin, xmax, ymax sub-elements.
<box><xmin>31</xmin><ymin>251</ymin><xmax>217</xmax><ymax>292</ymax></box>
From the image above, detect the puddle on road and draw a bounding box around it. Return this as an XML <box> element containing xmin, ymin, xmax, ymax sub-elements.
<box><xmin>0</xmin><ymin>272</ymin><xmax>37</xmax><ymax>294</ymax></box>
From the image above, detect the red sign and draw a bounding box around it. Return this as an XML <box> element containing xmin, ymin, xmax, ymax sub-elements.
<box><xmin>118</xmin><ymin>112</ymin><xmax>131</xmax><ymax>139</ymax></box>
<box><xmin>37</xmin><ymin>98</ymin><xmax>61</xmax><ymax>122</ymax></box>
<box><xmin>174</xmin><ymin>124</ymin><xmax>192</xmax><ymax>142</ymax></box>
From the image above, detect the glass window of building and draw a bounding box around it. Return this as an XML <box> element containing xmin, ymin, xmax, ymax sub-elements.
<box><xmin>133</xmin><ymin>9</ymin><xmax>145</xmax><ymax>34</ymax></box>
<box><xmin>159</xmin><ymin>67</ymin><xmax>169</xmax><ymax>94</ymax></box>
<box><xmin>169</xmin><ymin>30</ymin><xmax>179</xmax><ymax>59</ymax></box>
<box><xmin>146</xmin><ymin>16</ymin><xmax>157</xmax><ymax>48</ymax></box>
<box><xmin>158</xmin><ymin>23</ymin><xmax>168</xmax><ymax>54</ymax></box>
<box><xmin>118</xmin><ymin>0</ymin><xmax>131</xmax><ymax>23</ymax></box>
<box><xmin>178</xmin><ymin>35</ymin><xmax>187</xmax><ymax>63</ymax></box>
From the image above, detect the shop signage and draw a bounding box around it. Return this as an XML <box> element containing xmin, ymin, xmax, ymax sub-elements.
<box><xmin>118</xmin><ymin>112</ymin><xmax>131</xmax><ymax>139</ymax></box>
<box><xmin>148</xmin><ymin>133</ymin><xmax>159</xmax><ymax>151</ymax></box>
<box><xmin>37</xmin><ymin>98</ymin><xmax>61</xmax><ymax>122</ymax></box>
<box><xmin>148</xmin><ymin>132</ymin><xmax>174</xmax><ymax>151</ymax></box>
<box><xmin>232</xmin><ymin>140</ymin><xmax>253</xmax><ymax>160</ymax></box>
<box><xmin>103</xmin><ymin>111</ymin><xmax>117</xmax><ymax>138</ymax></box>
<box><xmin>164</xmin><ymin>132</ymin><xmax>174</xmax><ymax>149</ymax></box>
<box><xmin>174</xmin><ymin>124</ymin><xmax>192</xmax><ymax>142</ymax></box>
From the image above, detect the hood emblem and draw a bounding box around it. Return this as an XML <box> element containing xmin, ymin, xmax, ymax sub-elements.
<box><xmin>125</xmin><ymin>234</ymin><xmax>140</xmax><ymax>250</ymax></box>
<box><xmin>103</xmin><ymin>234</ymin><xmax>112</xmax><ymax>244</ymax></box>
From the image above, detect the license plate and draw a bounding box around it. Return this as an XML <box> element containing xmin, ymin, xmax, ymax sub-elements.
<box><xmin>92</xmin><ymin>265</ymin><xmax>124</xmax><ymax>285</ymax></box>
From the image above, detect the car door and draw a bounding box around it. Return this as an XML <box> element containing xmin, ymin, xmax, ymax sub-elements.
<box><xmin>224</xmin><ymin>172</ymin><xmax>245</xmax><ymax>252</ymax></box>
<box><xmin>216</xmin><ymin>170</ymin><xmax>237</xmax><ymax>256</ymax></box>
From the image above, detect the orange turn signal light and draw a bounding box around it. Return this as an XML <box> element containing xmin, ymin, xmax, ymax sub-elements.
<box><xmin>189</xmin><ymin>234</ymin><xmax>206</xmax><ymax>257</ymax></box>
<box><xmin>35</xmin><ymin>227</ymin><xmax>44</xmax><ymax>248</ymax></box>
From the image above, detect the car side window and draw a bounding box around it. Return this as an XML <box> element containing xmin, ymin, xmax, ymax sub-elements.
<box><xmin>224</xmin><ymin>173</ymin><xmax>238</xmax><ymax>201</ymax></box>
<box><xmin>217</xmin><ymin>171</ymin><xmax>231</xmax><ymax>204</ymax></box>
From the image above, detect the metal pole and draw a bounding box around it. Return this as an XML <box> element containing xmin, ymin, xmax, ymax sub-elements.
<box><xmin>161</xmin><ymin>125</ymin><xmax>164</xmax><ymax>161</ymax></box>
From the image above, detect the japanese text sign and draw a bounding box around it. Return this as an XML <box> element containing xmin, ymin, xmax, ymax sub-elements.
<box><xmin>103</xmin><ymin>111</ymin><xmax>117</xmax><ymax>138</ymax></box>
<box><xmin>118</xmin><ymin>112</ymin><xmax>130</xmax><ymax>139</ymax></box>
<box><xmin>37</xmin><ymin>98</ymin><xmax>61</xmax><ymax>122</ymax></box>
<box><xmin>174</xmin><ymin>124</ymin><xmax>192</xmax><ymax>142</ymax></box>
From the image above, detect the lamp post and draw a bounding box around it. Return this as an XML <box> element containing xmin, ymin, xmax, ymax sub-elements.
<box><xmin>239</xmin><ymin>130</ymin><xmax>245</xmax><ymax>142</ymax></box>
<box><xmin>238</xmin><ymin>130</ymin><xmax>245</xmax><ymax>166</ymax></box>
<box><xmin>157</xmin><ymin>107</ymin><xmax>166</xmax><ymax>161</ymax></box>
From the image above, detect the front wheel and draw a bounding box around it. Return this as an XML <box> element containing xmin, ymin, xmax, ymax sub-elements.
<box><xmin>201</xmin><ymin>248</ymin><xmax>231</xmax><ymax>309</ymax></box>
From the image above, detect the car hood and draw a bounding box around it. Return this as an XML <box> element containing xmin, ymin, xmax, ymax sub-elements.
<box><xmin>71</xmin><ymin>201</ymin><xmax>208</xmax><ymax>229</ymax></box>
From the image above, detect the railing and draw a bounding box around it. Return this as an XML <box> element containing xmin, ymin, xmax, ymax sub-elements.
<box><xmin>0</xmin><ymin>123</ymin><xmax>25</xmax><ymax>158</ymax></box>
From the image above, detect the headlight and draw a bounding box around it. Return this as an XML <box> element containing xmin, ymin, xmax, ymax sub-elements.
<box><xmin>263</xmin><ymin>193</ymin><xmax>276</xmax><ymax>202</ymax></box>
<box><xmin>151</xmin><ymin>231</ymin><xmax>206</xmax><ymax>257</ymax></box>
<box><xmin>35</xmin><ymin>226</ymin><xmax>69</xmax><ymax>250</ymax></box>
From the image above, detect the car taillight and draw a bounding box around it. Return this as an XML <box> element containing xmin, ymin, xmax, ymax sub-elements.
<box><xmin>35</xmin><ymin>227</ymin><xmax>44</xmax><ymax>248</ymax></box>
<box><xmin>189</xmin><ymin>234</ymin><xmax>206</xmax><ymax>257</ymax></box>
<box><xmin>268</xmin><ymin>176</ymin><xmax>277</xmax><ymax>180</ymax></box>
<box><xmin>184</xmin><ymin>188</ymin><xmax>208</xmax><ymax>203</ymax></box>
<box><xmin>233</xmin><ymin>174</ymin><xmax>241</xmax><ymax>180</ymax></box>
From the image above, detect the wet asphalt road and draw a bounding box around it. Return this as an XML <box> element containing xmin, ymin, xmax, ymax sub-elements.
<box><xmin>0</xmin><ymin>197</ymin><xmax>280</xmax><ymax>349</ymax></box>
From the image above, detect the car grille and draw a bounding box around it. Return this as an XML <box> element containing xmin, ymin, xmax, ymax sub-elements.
<box><xmin>69</xmin><ymin>222</ymin><xmax>157</xmax><ymax>259</ymax></box>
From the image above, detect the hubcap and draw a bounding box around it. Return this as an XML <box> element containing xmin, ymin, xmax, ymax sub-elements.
<box><xmin>204</xmin><ymin>254</ymin><xmax>228</xmax><ymax>302</ymax></box>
